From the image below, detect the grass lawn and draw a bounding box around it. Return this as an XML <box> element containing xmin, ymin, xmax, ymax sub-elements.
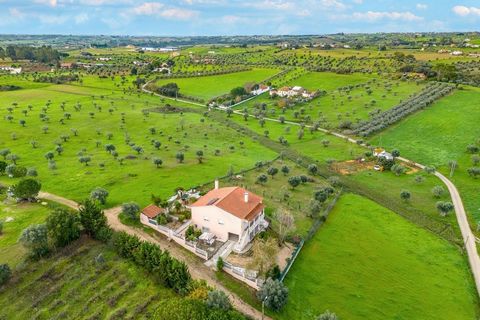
<box><xmin>0</xmin><ymin>200</ymin><xmax>52</xmax><ymax>267</ymax></box>
<box><xmin>280</xmin><ymin>193</ymin><xmax>479</xmax><ymax>320</ymax></box>
<box><xmin>154</xmin><ymin>68</ymin><xmax>280</xmax><ymax>100</ymax></box>
<box><xmin>369</xmin><ymin>86</ymin><xmax>480</xmax><ymax>221</ymax></box>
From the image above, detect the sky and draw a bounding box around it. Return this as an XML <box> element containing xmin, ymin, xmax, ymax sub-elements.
<box><xmin>0</xmin><ymin>0</ymin><xmax>479</xmax><ymax>36</ymax></box>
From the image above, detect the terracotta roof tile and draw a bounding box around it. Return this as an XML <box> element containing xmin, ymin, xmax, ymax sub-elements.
<box><xmin>191</xmin><ymin>186</ymin><xmax>263</xmax><ymax>221</ymax></box>
<box><xmin>142</xmin><ymin>204</ymin><xmax>164</xmax><ymax>218</ymax></box>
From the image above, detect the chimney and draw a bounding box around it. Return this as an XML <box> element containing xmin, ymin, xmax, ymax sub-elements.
<box><xmin>214</xmin><ymin>179</ymin><xmax>219</xmax><ymax>190</ymax></box>
<box><xmin>244</xmin><ymin>192</ymin><xmax>249</xmax><ymax>203</ymax></box>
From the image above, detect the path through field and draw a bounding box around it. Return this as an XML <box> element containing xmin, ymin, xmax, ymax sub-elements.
<box><xmin>38</xmin><ymin>191</ymin><xmax>269</xmax><ymax>320</ymax></box>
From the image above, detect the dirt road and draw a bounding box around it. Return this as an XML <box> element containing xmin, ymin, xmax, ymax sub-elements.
<box><xmin>38</xmin><ymin>192</ymin><xmax>270</xmax><ymax>320</ymax></box>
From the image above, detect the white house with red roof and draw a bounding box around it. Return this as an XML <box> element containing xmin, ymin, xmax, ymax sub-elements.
<box><xmin>189</xmin><ymin>180</ymin><xmax>268</xmax><ymax>252</ymax></box>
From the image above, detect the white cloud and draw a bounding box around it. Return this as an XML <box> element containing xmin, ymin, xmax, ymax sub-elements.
<box><xmin>452</xmin><ymin>5</ymin><xmax>480</xmax><ymax>17</ymax></box>
<box><xmin>9</xmin><ymin>8</ymin><xmax>25</xmax><ymax>19</ymax></box>
<box><xmin>352</xmin><ymin>0</ymin><xmax>363</xmax><ymax>4</ymax></box>
<box><xmin>350</xmin><ymin>11</ymin><xmax>423</xmax><ymax>22</ymax></box>
<box><xmin>37</xmin><ymin>14</ymin><xmax>69</xmax><ymax>24</ymax></box>
<box><xmin>133</xmin><ymin>2</ymin><xmax>164</xmax><ymax>15</ymax></box>
<box><xmin>297</xmin><ymin>9</ymin><xmax>311</xmax><ymax>16</ymax></box>
<box><xmin>221</xmin><ymin>15</ymin><xmax>242</xmax><ymax>24</ymax></box>
<box><xmin>159</xmin><ymin>8</ymin><xmax>197</xmax><ymax>19</ymax></box>
<box><xmin>416</xmin><ymin>3</ymin><xmax>427</xmax><ymax>10</ymax></box>
<box><xmin>132</xmin><ymin>2</ymin><xmax>198</xmax><ymax>20</ymax></box>
<box><xmin>245</xmin><ymin>0</ymin><xmax>294</xmax><ymax>11</ymax></box>
<box><xmin>75</xmin><ymin>13</ymin><xmax>89</xmax><ymax>24</ymax></box>
<box><xmin>321</xmin><ymin>0</ymin><xmax>346</xmax><ymax>10</ymax></box>
<box><xmin>34</xmin><ymin>0</ymin><xmax>58</xmax><ymax>7</ymax></box>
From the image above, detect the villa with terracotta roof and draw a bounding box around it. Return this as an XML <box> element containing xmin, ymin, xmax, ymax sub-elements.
<box><xmin>189</xmin><ymin>180</ymin><xmax>268</xmax><ymax>252</ymax></box>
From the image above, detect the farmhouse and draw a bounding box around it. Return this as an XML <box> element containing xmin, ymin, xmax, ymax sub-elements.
<box><xmin>270</xmin><ymin>85</ymin><xmax>316</xmax><ymax>99</ymax></box>
<box><xmin>373</xmin><ymin>148</ymin><xmax>393</xmax><ymax>161</ymax></box>
<box><xmin>189</xmin><ymin>181</ymin><xmax>268</xmax><ymax>252</ymax></box>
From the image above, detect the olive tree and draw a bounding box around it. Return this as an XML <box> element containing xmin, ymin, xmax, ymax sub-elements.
<box><xmin>122</xmin><ymin>202</ymin><xmax>140</xmax><ymax>220</ymax></box>
<box><xmin>90</xmin><ymin>187</ymin><xmax>109</xmax><ymax>205</ymax></box>
<box><xmin>19</xmin><ymin>224</ymin><xmax>49</xmax><ymax>259</ymax></box>
<box><xmin>257</xmin><ymin>278</ymin><xmax>288</xmax><ymax>311</ymax></box>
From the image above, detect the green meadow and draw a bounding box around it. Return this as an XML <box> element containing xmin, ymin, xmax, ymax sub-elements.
<box><xmin>370</xmin><ymin>86</ymin><xmax>480</xmax><ymax>221</ymax></box>
<box><xmin>281</xmin><ymin>193</ymin><xmax>478</xmax><ymax>320</ymax></box>
<box><xmin>154</xmin><ymin>67</ymin><xmax>280</xmax><ymax>100</ymax></box>
<box><xmin>0</xmin><ymin>78</ymin><xmax>276</xmax><ymax>206</ymax></box>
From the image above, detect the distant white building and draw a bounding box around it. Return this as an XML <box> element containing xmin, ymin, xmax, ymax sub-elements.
<box><xmin>0</xmin><ymin>66</ymin><xmax>21</xmax><ymax>74</ymax></box>
<box><xmin>270</xmin><ymin>85</ymin><xmax>316</xmax><ymax>99</ymax></box>
<box><xmin>373</xmin><ymin>148</ymin><xmax>393</xmax><ymax>161</ymax></box>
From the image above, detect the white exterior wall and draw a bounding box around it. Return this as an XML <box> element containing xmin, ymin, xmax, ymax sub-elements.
<box><xmin>191</xmin><ymin>206</ymin><xmax>246</xmax><ymax>242</ymax></box>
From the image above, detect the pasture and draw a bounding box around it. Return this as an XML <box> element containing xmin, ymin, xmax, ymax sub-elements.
<box><xmin>0</xmin><ymin>200</ymin><xmax>51</xmax><ymax>267</ymax></box>
<box><xmin>281</xmin><ymin>193</ymin><xmax>478</xmax><ymax>320</ymax></box>
<box><xmin>0</xmin><ymin>238</ymin><xmax>180</xmax><ymax>319</ymax></box>
<box><xmin>0</xmin><ymin>78</ymin><xmax>276</xmax><ymax>206</ymax></box>
<box><xmin>239</xmin><ymin>73</ymin><xmax>425</xmax><ymax>129</ymax></box>
<box><xmin>370</xmin><ymin>86</ymin><xmax>480</xmax><ymax>221</ymax></box>
<box><xmin>153</xmin><ymin>67</ymin><xmax>280</xmax><ymax>100</ymax></box>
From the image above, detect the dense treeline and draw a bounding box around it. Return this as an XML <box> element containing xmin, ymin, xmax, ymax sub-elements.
<box><xmin>111</xmin><ymin>231</ymin><xmax>191</xmax><ymax>295</ymax></box>
<box><xmin>353</xmin><ymin>82</ymin><xmax>455</xmax><ymax>136</ymax></box>
<box><xmin>0</xmin><ymin>45</ymin><xmax>64</xmax><ymax>63</ymax></box>
<box><xmin>33</xmin><ymin>74</ymin><xmax>80</xmax><ymax>84</ymax></box>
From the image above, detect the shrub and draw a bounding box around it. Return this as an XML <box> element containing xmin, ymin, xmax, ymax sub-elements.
<box><xmin>19</xmin><ymin>224</ymin><xmax>50</xmax><ymax>259</ymax></box>
<box><xmin>0</xmin><ymin>264</ymin><xmax>11</xmax><ymax>286</ymax></box>
<box><xmin>122</xmin><ymin>202</ymin><xmax>140</xmax><ymax>220</ymax></box>
<box><xmin>12</xmin><ymin>178</ymin><xmax>41</xmax><ymax>201</ymax></box>
<box><xmin>431</xmin><ymin>185</ymin><xmax>445</xmax><ymax>198</ymax></box>
<box><xmin>400</xmin><ymin>190</ymin><xmax>411</xmax><ymax>202</ymax></box>
<box><xmin>216</xmin><ymin>257</ymin><xmax>224</xmax><ymax>270</ymax></box>
<box><xmin>90</xmin><ymin>187</ymin><xmax>109</xmax><ymax>205</ymax></box>
<box><xmin>266</xmin><ymin>264</ymin><xmax>281</xmax><ymax>280</ymax></box>
<box><xmin>316</xmin><ymin>310</ymin><xmax>339</xmax><ymax>320</ymax></box>
<box><xmin>186</xmin><ymin>225</ymin><xmax>202</xmax><ymax>241</ymax></box>
<box><xmin>206</xmin><ymin>290</ymin><xmax>231</xmax><ymax>311</ymax></box>
<box><xmin>111</xmin><ymin>232</ymin><xmax>191</xmax><ymax>294</ymax></box>
<box><xmin>79</xmin><ymin>199</ymin><xmax>111</xmax><ymax>241</ymax></box>
<box><xmin>46</xmin><ymin>208</ymin><xmax>81</xmax><ymax>248</ymax></box>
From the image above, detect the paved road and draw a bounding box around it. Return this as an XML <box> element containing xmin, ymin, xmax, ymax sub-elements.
<box><xmin>435</xmin><ymin>171</ymin><xmax>480</xmax><ymax>296</ymax></box>
<box><xmin>230</xmin><ymin>112</ymin><xmax>480</xmax><ymax>297</ymax></box>
<box><xmin>140</xmin><ymin>87</ymin><xmax>480</xmax><ymax>297</ymax></box>
<box><xmin>38</xmin><ymin>192</ymin><xmax>270</xmax><ymax>320</ymax></box>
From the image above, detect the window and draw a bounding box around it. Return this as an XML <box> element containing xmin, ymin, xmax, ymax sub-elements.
<box><xmin>218</xmin><ymin>219</ymin><xmax>224</xmax><ymax>225</ymax></box>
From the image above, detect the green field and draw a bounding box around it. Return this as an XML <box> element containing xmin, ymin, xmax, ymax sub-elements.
<box><xmin>0</xmin><ymin>77</ymin><xmax>276</xmax><ymax>206</ymax></box>
<box><xmin>154</xmin><ymin>68</ymin><xmax>280</xmax><ymax>100</ymax></box>
<box><xmin>370</xmin><ymin>87</ymin><xmax>480</xmax><ymax>221</ymax></box>
<box><xmin>238</xmin><ymin>72</ymin><xmax>425</xmax><ymax>129</ymax></box>
<box><xmin>0</xmin><ymin>238</ymin><xmax>245</xmax><ymax>320</ymax></box>
<box><xmin>0</xmin><ymin>200</ymin><xmax>51</xmax><ymax>267</ymax></box>
<box><xmin>203</xmin><ymin>159</ymin><xmax>333</xmax><ymax>236</ymax></box>
<box><xmin>281</xmin><ymin>193</ymin><xmax>478</xmax><ymax>320</ymax></box>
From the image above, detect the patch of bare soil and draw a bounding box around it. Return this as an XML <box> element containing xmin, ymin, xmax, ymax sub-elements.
<box><xmin>333</xmin><ymin>159</ymin><xmax>375</xmax><ymax>175</ymax></box>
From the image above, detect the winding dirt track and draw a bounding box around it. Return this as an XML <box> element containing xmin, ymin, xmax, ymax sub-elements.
<box><xmin>38</xmin><ymin>192</ymin><xmax>270</xmax><ymax>320</ymax></box>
